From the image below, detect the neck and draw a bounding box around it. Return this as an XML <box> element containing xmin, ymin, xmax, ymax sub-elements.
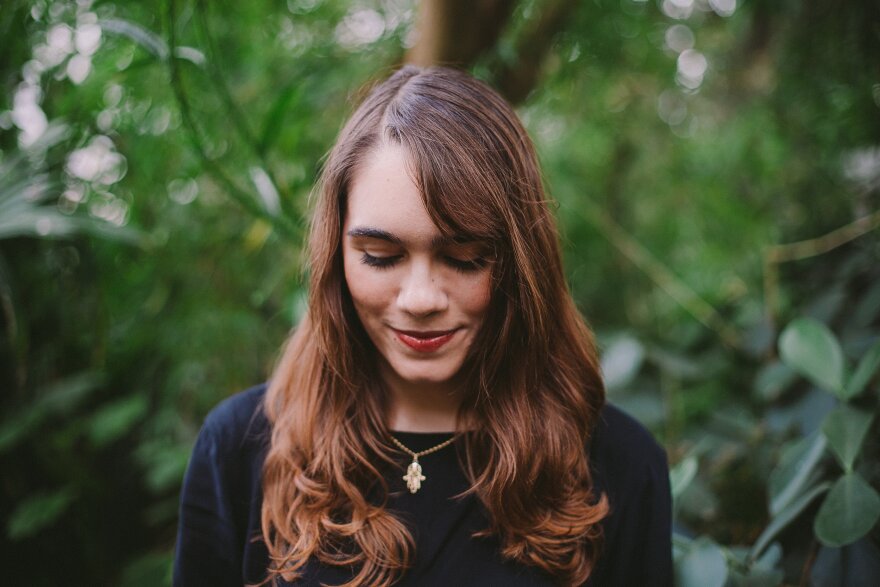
<box><xmin>381</xmin><ymin>364</ymin><xmax>462</xmax><ymax>433</ymax></box>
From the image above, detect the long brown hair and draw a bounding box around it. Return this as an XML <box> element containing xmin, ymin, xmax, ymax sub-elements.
<box><xmin>260</xmin><ymin>66</ymin><xmax>608</xmax><ymax>587</ymax></box>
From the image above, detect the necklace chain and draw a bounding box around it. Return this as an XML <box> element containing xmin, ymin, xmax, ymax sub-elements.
<box><xmin>389</xmin><ymin>433</ymin><xmax>457</xmax><ymax>494</ymax></box>
<box><xmin>389</xmin><ymin>434</ymin><xmax>456</xmax><ymax>459</ymax></box>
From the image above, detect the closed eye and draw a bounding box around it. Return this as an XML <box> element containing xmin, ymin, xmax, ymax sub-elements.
<box><xmin>359</xmin><ymin>252</ymin><xmax>491</xmax><ymax>273</ymax></box>
<box><xmin>444</xmin><ymin>256</ymin><xmax>489</xmax><ymax>273</ymax></box>
<box><xmin>361</xmin><ymin>252</ymin><xmax>401</xmax><ymax>269</ymax></box>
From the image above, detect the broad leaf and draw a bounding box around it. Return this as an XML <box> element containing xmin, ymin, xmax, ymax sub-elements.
<box><xmin>822</xmin><ymin>406</ymin><xmax>873</xmax><ymax>471</ymax></box>
<box><xmin>844</xmin><ymin>339</ymin><xmax>880</xmax><ymax>400</ymax></box>
<box><xmin>754</xmin><ymin>361</ymin><xmax>797</xmax><ymax>403</ymax></box>
<box><xmin>7</xmin><ymin>487</ymin><xmax>76</xmax><ymax>540</ymax></box>
<box><xmin>747</xmin><ymin>542</ymin><xmax>785</xmax><ymax>586</ymax></box>
<box><xmin>136</xmin><ymin>442</ymin><xmax>193</xmax><ymax>493</ymax></box>
<box><xmin>676</xmin><ymin>536</ymin><xmax>728</xmax><ymax>587</ymax></box>
<box><xmin>755</xmin><ymin>542</ymin><xmax>782</xmax><ymax>570</ymax></box>
<box><xmin>670</xmin><ymin>455</ymin><xmax>698</xmax><ymax>500</ymax></box>
<box><xmin>119</xmin><ymin>551</ymin><xmax>174</xmax><ymax>587</ymax></box>
<box><xmin>779</xmin><ymin>318</ymin><xmax>845</xmax><ymax>396</ymax></box>
<box><xmin>601</xmin><ymin>334</ymin><xmax>645</xmax><ymax>392</ymax></box>
<box><xmin>751</xmin><ymin>481</ymin><xmax>830</xmax><ymax>560</ymax></box>
<box><xmin>768</xmin><ymin>431</ymin><xmax>827</xmax><ymax>515</ymax></box>
<box><xmin>0</xmin><ymin>373</ymin><xmax>104</xmax><ymax>452</ymax></box>
<box><xmin>88</xmin><ymin>395</ymin><xmax>149</xmax><ymax>447</ymax></box>
<box><xmin>814</xmin><ymin>473</ymin><xmax>880</xmax><ymax>547</ymax></box>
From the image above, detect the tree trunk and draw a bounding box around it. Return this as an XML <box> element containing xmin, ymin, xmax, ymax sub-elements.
<box><xmin>406</xmin><ymin>0</ymin><xmax>578</xmax><ymax>106</ymax></box>
<box><xmin>406</xmin><ymin>0</ymin><xmax>515</xmax><ymax>69</ymax></box>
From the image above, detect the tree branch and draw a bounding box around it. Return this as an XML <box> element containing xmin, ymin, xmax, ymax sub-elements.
<box><xmin>165</xmin><ymin>0</ymin><xmax>302</xmax><ymax>241</ymax></box>
<box><xmin>763</xmin><ymin>207</ymin><xmax>880</xmax><ymax>325</ymax></box>
<box><xmin>193</xmin><ymin>0</ymin><xmax>292</xmax><ymax>215</ymax></box>
<box><xmin>572</xmin><ymin>200</ymin><xmax>742</xmax><ymax>350</ymax></box>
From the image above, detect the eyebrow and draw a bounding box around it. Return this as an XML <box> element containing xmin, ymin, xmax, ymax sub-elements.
<box><xmin>346</xmin><ymin>227</ymin><xmax>402</xmax><ymax>245</ymax></box>
<box><xmin>346</xmin><ymin>226</ymin><xmax>475</xmax><ymax>248</ymax></box>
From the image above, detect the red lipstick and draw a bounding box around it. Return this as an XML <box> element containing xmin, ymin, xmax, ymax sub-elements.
<box><xmin>394</xmin><ymin>328</ymin><xmax>458</xmax><ymax>353</ymax></box>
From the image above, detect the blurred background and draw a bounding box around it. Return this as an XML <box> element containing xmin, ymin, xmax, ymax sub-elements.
<box><xmin>1</xmin><ymin>0</ymin><xmax>879</xmax><ymax>585</ymax></box>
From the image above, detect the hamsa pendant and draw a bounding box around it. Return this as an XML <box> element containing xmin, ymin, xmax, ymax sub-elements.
<box><xmin>403</xmin><ymin>459</ymin><xmax>426</xmax><ymax>493</ymax></box>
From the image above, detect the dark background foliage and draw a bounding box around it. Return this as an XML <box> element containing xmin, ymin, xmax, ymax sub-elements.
<box><xmin>1</xmin><ymin>0</ymin><xmax>878</xmax><ymax>585</ymax></box>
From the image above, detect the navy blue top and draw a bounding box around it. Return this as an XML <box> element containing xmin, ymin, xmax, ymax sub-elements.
<box><xmin>173</xmin><ymin>384</ymin><xmax>672</xmax><ymax>586</ymax></box>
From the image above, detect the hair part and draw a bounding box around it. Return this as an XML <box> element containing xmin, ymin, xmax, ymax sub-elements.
<box><xmin>260</xmin><ymin>65</ymin><xmax>608</xmax><ymax>587</ymax></box>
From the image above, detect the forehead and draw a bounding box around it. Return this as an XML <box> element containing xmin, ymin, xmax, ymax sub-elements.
<box><xmin>344</xmin><ymin>144</ymin><xmax>441</xmax><ymax>242</ymax></box>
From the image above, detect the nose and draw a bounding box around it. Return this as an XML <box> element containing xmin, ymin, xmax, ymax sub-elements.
<box><xmin>397</xmin><ymin>262</ymin><xmax>448</xmax><ymax>317</ymax></box>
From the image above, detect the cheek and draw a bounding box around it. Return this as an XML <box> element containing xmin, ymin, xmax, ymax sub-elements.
<box><xmin>343</xmin><ymin>254</ymin><xmax>392</xmax><ymax>316</ymax></box>
<box><xmin>460</xmin><ymin>273</ymin><xmax>493</xmax><ymax>318</ymax></box>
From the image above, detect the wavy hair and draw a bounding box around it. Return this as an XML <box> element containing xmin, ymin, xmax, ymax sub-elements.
<box><xmin>260</xmin><ymin>66</ymin><xmax>609</xmax><ymax>587</ymax></box>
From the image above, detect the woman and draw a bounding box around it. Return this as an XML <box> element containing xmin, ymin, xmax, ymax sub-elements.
<box><xmin>174</xmin><ymin>66</ymin><xmax>672</xmax><ymax>587</ymax></box>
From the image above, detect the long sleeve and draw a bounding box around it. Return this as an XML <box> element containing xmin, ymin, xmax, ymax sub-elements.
<box><xmin>599</xmin><ymin>451</ymin><xmax>673</xmax><ymax>586</ymax></box>
<box><xmin>587</xmin><ymin>404</ymin><xmax>673</xmax><ymax>586</ymax></box>
<box><xmin>173</xmin><ymin>419</ymin><xmax>244</xmax><ymax>587</ymax></box>
<box><xmin>173</xmin><ymin>385</ymin><xmax>271</xmax><ymax>586</ymax></box>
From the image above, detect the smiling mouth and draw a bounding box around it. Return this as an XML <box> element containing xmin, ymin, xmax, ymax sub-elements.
<box><xmin>393</xmin><ymin>328</ymin><xmax>459</xmax><ymax>353</ymax></box>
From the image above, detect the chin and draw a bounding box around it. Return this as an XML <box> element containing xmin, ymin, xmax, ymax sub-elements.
<box><xmin>389</xmin><ymin>359</ymin><xmax>462</xmax><ymax>386</ymax></box>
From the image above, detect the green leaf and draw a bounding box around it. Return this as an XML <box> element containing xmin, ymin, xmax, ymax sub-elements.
<box><xmin>7</xmin><ymin>487</ymin><xmax>76</xmax><ymax>540</ymax></box>
<box><xmin>754</xmin><ymin>542</ymin><xmax>782</xmax><ymax>572</ymax></box>
<box><xmin>814</xmin><ymin>473</ymin><xmax>880</xmax><ymax>547</ymax></box>
<box><xmin>0</xmin><ymin>138</ymin><xmax>141</xmax><ymax>244</ymax></box>
<box><xmin>101</xmin><ymin>18</ymin><xmax>169</xmax><ymax>60</ymax></box>
<box><xmin>259</xmin><ymin>83</ymin><xmax>302</xmax><ymax>154</ymax></box>
<box><xmin>676</xmin><ymin>536</ymin><xmax>728</xmax><ymax>587</ymax></box>
<box><xmin>173</xmin><ymin>46</ymin><xmax>206</xmax><ymax>67</ymax></box>
<box><xmin>648</xmin><ymin>346</ymin><xmax>704</xmax><ymax>380</ymax></box>
<box><xmin>119</xmin><ymin>551</ymin><xmax>173</xmax><ymax>587</ymax></box>
<box><xmin>673</xmin><ymin>532</ymin><xmax>692</xmax><ymax>562</ymax></box>
<box><xmin>0</xmin><ymin>373</ymin><xmax>104</xmax><ymax>452</ymax></box>
<box><xmin>844</xmin><ymin>339</ymin><xmax>880</xmax><ymax>400</ymax></box>
<box><xmin>754</xmin><ymin>361</ymin><xmax>797</xmax><ymax>403</ymax></box>
<box><xmin>88</xmin><ymin>395</ymin><xmax>149</xmax><ymax>447</ymax></box>
<box><xmin>751</xmin><ymin>481</ymin><xmax>831</xmax><ymax>561</ymax></box>
<box><xmin>779</xmin><ymin>318</ymin><xmax>845</xmax><ymax>396</ymax></box>
<box><xmin>678</xmin><ymin>476</ymin><xmax>720</xmax><ymax>521</ymax></box>
<box><xmin>137</xmin><ymin>441</ymin><xmax>193</xmax><ymax>493</ymax></box>
<box><xmin>822</xmin><ymin>406</ymin><xmax>873</xmax><ymax>471</ymax></box>
<box><xmin>768</xmin><ymin>431</ymin><xmax>827</xmax><ymax>515</ymax></box>
<box><xmin>601</xmin><ymin>334</ymin><xmax>646</xmax><ymax>392</ymax></box>
<box><xmin>670</xmin><ymin>455</ymin><xmax>698</xmax><ymax>500</ymax></box>
<box><xmin>0</xmin><ymin>406</ymin><xmax>44</xmax><ymax>453</ymax></box>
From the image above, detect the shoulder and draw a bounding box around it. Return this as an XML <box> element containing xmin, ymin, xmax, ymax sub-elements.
<box><xmin>591</xmin><ymin>402</ymin><xmax>667</xmax><ymax>468</ymax></box>
<box><xmin>176</xmin><ymin>384</ymin><xmax>271</xmax><ymax>586</ymax></box>
<box><xmin>197</xmin><ymin>383</ymin><xmax>271</xmax><ymax>464</ymax></box>
<box><xmin>202</xmin><ymin>383</ymin><xmax>269</xmax><ymax>439</ymax></box>
<box><xmin>589</xmin><ymin>402</ymin><xmax>669</xmax><ymax>497</ymax></box>
<box><xmin>184</xmin><ymin>383</ymin><xmax>271</xmax><ymax>529</ymax></box>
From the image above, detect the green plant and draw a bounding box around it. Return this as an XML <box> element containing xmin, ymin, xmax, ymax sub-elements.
<box><xmin>672</xmin><ymin>317</ymin><xmax>880</xmax><ymax>586</ymax></box>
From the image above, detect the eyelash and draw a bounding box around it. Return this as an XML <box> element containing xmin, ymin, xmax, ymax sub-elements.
<box><xmin>360</xmin><ymin>253</ymin><xmax>488</xmax><ymax>273</ymax></box>
<box><xmin>360</xmin><ymin>253</ymin><xmax>398</xmax><ymax>270</ymax></box>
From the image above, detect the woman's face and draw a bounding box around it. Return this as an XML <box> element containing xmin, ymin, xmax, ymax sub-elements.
<box><xmin>342</xmin><ymin>144</ymin><xmax>493</xmax><ymax>391</ymax></box>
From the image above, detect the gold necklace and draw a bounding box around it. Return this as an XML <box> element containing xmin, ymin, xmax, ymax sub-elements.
<box><xmin>389</xmin><ymin>433</ymin><xmax>457</xmax><ymax>494</ymax></box>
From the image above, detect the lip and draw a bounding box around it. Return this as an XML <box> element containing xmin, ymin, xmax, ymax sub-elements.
<box><xmin>392</xmin><ymin>327</ymin><xmax>459</xmax><ymax>353</ymax></box>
